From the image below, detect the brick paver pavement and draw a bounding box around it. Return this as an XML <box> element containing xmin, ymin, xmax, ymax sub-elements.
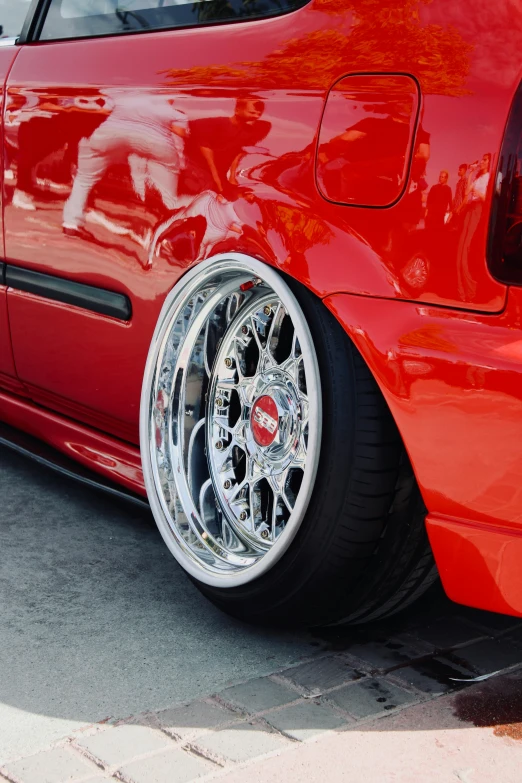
<box><xmin>2</xmin><ymin>607</ymin><xmax>522</xmax><ymax>783</ymax></box>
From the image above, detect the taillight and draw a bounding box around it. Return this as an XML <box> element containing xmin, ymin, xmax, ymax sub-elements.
<box><xmin>488</xmin><ymin>81</ymin><xmax>522</xmax><ymax>284</ymax></box>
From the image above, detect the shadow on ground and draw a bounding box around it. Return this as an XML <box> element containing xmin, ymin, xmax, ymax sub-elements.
<box><xmin>0</xmin><ymin>446</ymin><xmax>521</xmax><ymax>763</ymax></box>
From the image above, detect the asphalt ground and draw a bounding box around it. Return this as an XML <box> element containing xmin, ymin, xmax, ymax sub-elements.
<box><xmin>1</xmin><ymin>444</ymin><xmax>521</xmax><ymax>776</ymax></box>
<box><xmin>0</xmin><ymin>446</ymin><xmax>317</xmax><ymax>763</ymax></box>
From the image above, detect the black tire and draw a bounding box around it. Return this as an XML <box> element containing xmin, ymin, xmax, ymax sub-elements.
<box><xmin>193</xmin><ymin>280</ymin><xmax>438</xmax><ymax>627</ymax></box>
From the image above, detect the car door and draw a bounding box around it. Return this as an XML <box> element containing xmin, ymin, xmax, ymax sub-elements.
<box><xmin>2</xmin><ymin>0</ymin><xmax>316</xmax><ymax>445</ymax></box>
<box><xmin>0</xmin><ymin>3</ymin><xmax>28</xmax><ymax>397</ymax></box>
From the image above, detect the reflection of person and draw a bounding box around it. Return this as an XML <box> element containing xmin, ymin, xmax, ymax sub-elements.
<box><xmin>453</xmin><ymin>163</ymin><xmax>468</xmax><ymax>215</ymax></box>
<box><xmin>457</xmin><ymin>153</ymin><xmax>491</xmax><ymax>299</ymax></box>
<box><xmin>425</xmin><ymin>170</ymin><xmax>452</xmax><ymax>230</ymax></box>
<box><xmin>465</xmin><ymin>154</ymin><xmax>491</xmax><ymax>205</ymax></box>
<box><xmin>11</xmin><ymin>94</ymin><xmax>107</xmax><ymax>211</ymax></box>
<box><xmin>317</xmin><ymin>103</ymin><xmax>429</xmax><ymax>205</ymax></box>
<box><xmin>62</xmin><ymin>92</ymin><xmax>188</xmax><ymax>236</ymax></box>
<box><xmin>181</xmin><ymin>98</ymin><xmax>270</xmax><ymax>197</ymax></box>
<box><xmin>148</xmin><ymin>190</ymin><xmax>242</xmax><ymax>266</ymax></box>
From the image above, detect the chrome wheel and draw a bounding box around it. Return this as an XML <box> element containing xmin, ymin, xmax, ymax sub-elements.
<box><xmin>140</xmin><ymin>254</ymin><xmax>321</xmax><ymax>587</ymax></box>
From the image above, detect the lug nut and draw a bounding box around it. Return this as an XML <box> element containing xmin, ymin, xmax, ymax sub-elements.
<box><xmin>263</xmin><ymin>305</ymin><xmax>272</xmax><ymax>316</ymax></box>
<box><xmin>223</xmin><ymin>479</ymin><xmax>232</xmax><ymax>490</ymax></box>
<box><xmin>241</xmin><ymin>325</ymin><xmax>249</xmax><ymax>335</ymax></box>
<box><xmin>261</xmin><ymin>529</ymin><xmax>269</xmax><ymax>539</ymax></box>
<box><xmin>224</xmin><ymin>357</ymin><xmax>234</xmax><ymax>369</ymax></box>
<box><xmin>239</xmin><ymin>511</ymin><xmax>248</xmax><ymax>521</ymax></box>
<box><xmin>216</xmin><ymin>398</ymin><xmax>224</xmax><ymax>408</ymax></box>
<box><xmin>216</xmin><ymin>440</ymin><xmax>224</xmax><ymax>450</ymax></box>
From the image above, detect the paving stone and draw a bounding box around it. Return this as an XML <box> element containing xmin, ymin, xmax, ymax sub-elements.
<box><xmin>391</xmin><ymin>655</ymin><xmax>476</xmax><ymax>695</ymax></box>
<box><xmin>410</xmin><ymin>616</ymin><xmax>485</xmax><ymax>651</ymax></box>
<box><xmin>119</xmin><ymin>748</ymin><xmax>209</xmax><ymax>783</ymax></box>
<box><xmin>447</xmin><ymin>638</ymin><xmax>522</xmax><ymax>675</ymax></box>
<box><xmin>218</xmin><ymin>677</ymin><xmax>297</xmax><ymax>713</ymax></box>
<box><xmin>325</xmin><ymin>678</ymin><xmax>416</xmax><ymax>719</ymax></box>
<box><xmin>281</xmin><ymin>656</ymin><xmax>363</xmax><ymax>695</ymax></box>
<box><xmin>264</xmin><ymin>700</ymin><xmax>349</xmax><ymax>741</ymax></box>
<box><xmin>62</xmin><ymin>777</ymin><xmax>111</xmax><ymax>782</ymax></box>
<box><xmin>194</xmin><ymin>722</ymin><xmax>288</xmax><ymax>763</ymax></box>
<box><xmin>2</xmin><ymin>747</ymin><xmax>97</xmax><ymax>783</ymax></box>
<box><xmin>157</xmin><ymin>700</ymin><xmax>239</xmax><ymax>740</ymax></box>
<box><xmin>345</xmin><ymin>638</ymin><xmax>429</xmax><ymax>672</ymax></box>
<box><xmin>76</xmin><ymin>724</ymin><xmax>171</xmax><ymax>767</ymax></box>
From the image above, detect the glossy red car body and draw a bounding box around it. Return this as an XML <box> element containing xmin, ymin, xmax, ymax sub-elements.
<box><xmin>2</xmin><ymin>0</ymin><xmax>522</xmax><ymax>617</ymax></box>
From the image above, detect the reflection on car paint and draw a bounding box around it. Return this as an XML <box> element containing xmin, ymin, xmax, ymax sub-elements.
<box><xmin>316</xmin><ymin>74</ymin><xmax>420</xmax><ymax>207</ymax></box>
<box><xmin>62</xmin><ymin>92</ymin><xmax>189</xmax><ymax>242</ymax></box>
<box><xmin>2</xmin><ymin>12</ymin><xmax>507</xmax><ymax>314</ymax></box>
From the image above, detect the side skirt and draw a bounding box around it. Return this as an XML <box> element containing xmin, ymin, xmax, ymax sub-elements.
<box><xmin>0</xmin><ymin>390</ymin><xmax>147</xmax><ymax>500</ymax></box>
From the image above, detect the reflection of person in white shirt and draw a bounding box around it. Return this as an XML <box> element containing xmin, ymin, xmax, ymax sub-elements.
<box><xmin>466</xmin><ymin>155</ymin><xmax>491</xmax><ymax>203</ymax></box>
<box><xmin>457</xmin><ymin>153</ymin><xmax>491</xmax><ymax>300</ymax></box>
<box><xmin>62</xmin><ymin>91</ymin><xmax>188</xmax><ymax>235</ymax></box>
<box><xmin>148</xmin><ymin>190</ymin><xmax>242</xmax><ymax>267</ymax></box>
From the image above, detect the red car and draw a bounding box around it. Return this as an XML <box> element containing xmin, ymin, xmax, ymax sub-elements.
<box><xmin>1</xmin><ymin>0</ymin><xmax>521</xmax><ymax>626</ymax></box>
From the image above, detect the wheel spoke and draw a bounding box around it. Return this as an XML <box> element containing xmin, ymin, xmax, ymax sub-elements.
<box><xmin>212</xmin><ymin>416</ymin><xmax>234</xmax><ymax>437</ymax></box>
<box><xmin>279</xmin><ymin>356</ymin><xmax>298</xmax><ymax>382</ymax></box>
<box><xmin>248</xmin><ymin>482</ymin><xmax>255</xmax><ymax>529</ymax></box>
<box><xmin>234</xmin><ymin>420</ymin><xmax>248</xmax><ymax>444</ymax></box>
<box><xmin>267</xmin><ymin>302</ymin><xmax>283</xmax><ymax>348</ymax></box>
<box><xmin>292</xmin><ymin>443</ymin><xmax>307</xmax><ymax>466</ymax></box>
<box><xmin>250</xmin><ymin>314</ymin><xmax>265</xmax><ymax>356</ymax></box>
<box><xmin>271</xmin><ymin>493</ymin><xmax>279</xmax><ymax>540</ymax></box>
<box><xmin>229</xmin><ymin>475</ymin><xmax>248</xmax><ymax>503</ymax></box>
<box><xmin>268</xmin><ymin>473</ymin><xmax>284</xmax><ymax>498</ymax></box>
<box><xmin>231</xmin><ymin>339</ymin><xmax>244</xmax><ymax>383</ymax></box>
<box><xmin>291</xmin><ymin>331</ymin><xmax>301</xmax><ymax>360</ymax></box>
<box><xmin>236</xmin><ymin>379</ymin><xmax>254</xmax><ymax>406</ymax></box>
<box><xmin>281</xmin><ymin>490</ymin><xmax>293</xmax><ymax>513</ymax></box>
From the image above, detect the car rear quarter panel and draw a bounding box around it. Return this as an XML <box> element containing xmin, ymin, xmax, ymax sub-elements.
<box><xmin>325</xmin><ymin>286</ymin><xmax>522</xmax><ymax>617</ymax></box>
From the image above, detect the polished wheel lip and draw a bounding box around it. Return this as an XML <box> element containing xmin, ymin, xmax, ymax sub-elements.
<box><xmin>140</xmin><ymin>253</ymin><xmax>322</xmax><ymax>588</ymax></box>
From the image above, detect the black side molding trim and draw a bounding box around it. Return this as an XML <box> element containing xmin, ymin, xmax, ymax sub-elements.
<box><xmin>6</xmin><ymin>265</ymin><xmax>132</xmax><ymax>320</ymax></box>
<box><xmin>0</xmin><ymin>262</ymin><xmax>5</xmax><ymax>286</ymax></box>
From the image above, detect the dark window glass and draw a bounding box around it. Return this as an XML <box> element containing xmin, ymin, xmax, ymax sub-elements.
<box><xmin>39</xmin><ymin>0</ymin><xmax>308</xmax><ymax>41</ymax></box>
<box><xmin>1</xmin><ymin>0</ymin><xmax>31</xmax><ymax>39</ymax></box>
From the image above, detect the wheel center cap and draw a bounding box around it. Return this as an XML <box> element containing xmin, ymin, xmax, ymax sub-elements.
<box><xmin>251</xmin><ymin>395</ymin><xmax>279</xmax><ymax>447</ymax></box>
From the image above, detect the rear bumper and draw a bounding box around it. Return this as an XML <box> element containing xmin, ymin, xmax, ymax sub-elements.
<box><xmin>324</xmin><ymin>289</ymin><xmax>522</xmax><ymax>616</ymax></box>
<box><xmin>427</xmin><ymin>515</ymin><xmax>522</xmax><ymax>617</ymax></box>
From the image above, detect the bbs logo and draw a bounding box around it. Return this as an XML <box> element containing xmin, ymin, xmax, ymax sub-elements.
<box><xmin>253</xmin><ymin>407</ymin><xmax>277</xmax><ymax>434</ymax></box>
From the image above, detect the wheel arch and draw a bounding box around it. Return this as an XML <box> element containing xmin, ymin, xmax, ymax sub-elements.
<box><xmin>153</xmin><ymin>189</ymin><xmax>401</xmax><ymax>303</ymax></box>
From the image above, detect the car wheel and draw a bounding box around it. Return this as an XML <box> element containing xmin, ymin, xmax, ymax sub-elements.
<box><xmin>140</xmin><ymin>253</ymin><xmax>437</xmax><ymax>626</ymax></box>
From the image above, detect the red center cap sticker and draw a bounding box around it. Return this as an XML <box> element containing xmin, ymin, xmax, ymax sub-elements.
<box><xmin>251</xmin><ymin>395</ymin><xmax>279</xmax><ymax>447</ymax></box>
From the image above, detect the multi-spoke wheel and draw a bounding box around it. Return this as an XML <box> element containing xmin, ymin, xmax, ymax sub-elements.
<box><xmin>140</xmin><ymin>254</ymin><xmax>321</xmax><ymax>586</ymax></box>
<box><xmin>141</xmin><ymin>254</ymin><xmax>437</xmax><ymax>626</ymax></box>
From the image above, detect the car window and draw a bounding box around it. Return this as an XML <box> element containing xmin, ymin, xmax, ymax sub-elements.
<box><xmin>39</xmin><ymin>0</ymin><xmax>309</xmax><ymax>41</ymax></box>
<box><xmin>0</xmin><ymin>0</ymin><xmax>32</xmax><ymax>39</ymax></box>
